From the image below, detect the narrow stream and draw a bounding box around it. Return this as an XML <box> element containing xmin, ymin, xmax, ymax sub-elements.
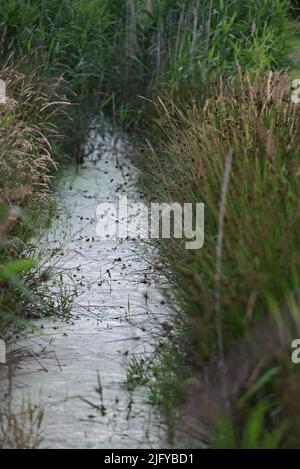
<box><xmin>2</xmin><ymin>129</ymin><xmax>172</xmax><ymax>449</ymax></box>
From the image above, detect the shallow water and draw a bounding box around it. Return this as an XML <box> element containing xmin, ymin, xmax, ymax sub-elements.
<box><xmin>1</xmin><ymin>131</ymin><xmax>172</xmax><ymax>449</ymax></box>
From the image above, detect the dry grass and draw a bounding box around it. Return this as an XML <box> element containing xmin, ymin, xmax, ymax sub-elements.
<box><xmin>140</xmin><ymin>69</ymin><xmax>300</xmax><ymax>446</ymax></box>
<box><xmin>0</xmin><ymin>63</ymin><xmax>68</xmax><ymax>205</ymax></box>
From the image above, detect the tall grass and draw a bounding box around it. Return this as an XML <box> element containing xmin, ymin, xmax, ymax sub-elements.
<box><xmin>139</xmin><ymin>69</ymin><xmax>300</xmax><ymax>447</ymax></box>
<box><xmin>0</xmin><ymin>59</ymin><xmax>67</xmax><ymax>334</ymax></box>
<box><xmin>118</xmin><ymin>0</ymin><xmax>295</xmax><ymax>124</ymax></box>
<box><xmin>1</xmin><ymin>0</ymin><xmax>113</xmax><ymax>159</ymax></box>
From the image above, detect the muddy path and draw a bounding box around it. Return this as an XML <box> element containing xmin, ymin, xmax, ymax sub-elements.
<box><xmin>0</xmin><ymin>130</ymin><xmax>172</xmax><ymax>449</ymax></box>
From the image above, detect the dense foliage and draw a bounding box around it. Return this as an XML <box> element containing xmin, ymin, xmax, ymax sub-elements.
<box><xmin>1</xmin><ymin>0</ymin><xmax>299</xmax><ymax>448</ymax></box>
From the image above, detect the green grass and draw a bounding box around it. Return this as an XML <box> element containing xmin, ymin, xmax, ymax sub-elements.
<box><xmin>2</xmin><ymin>1</ymin><xmax>295</xmax><ymax>129</ymax></box>
<box><xmin>137</xmin><ymin>67</ymin><xmax>300</xmax><ymax>447</ymax></box>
